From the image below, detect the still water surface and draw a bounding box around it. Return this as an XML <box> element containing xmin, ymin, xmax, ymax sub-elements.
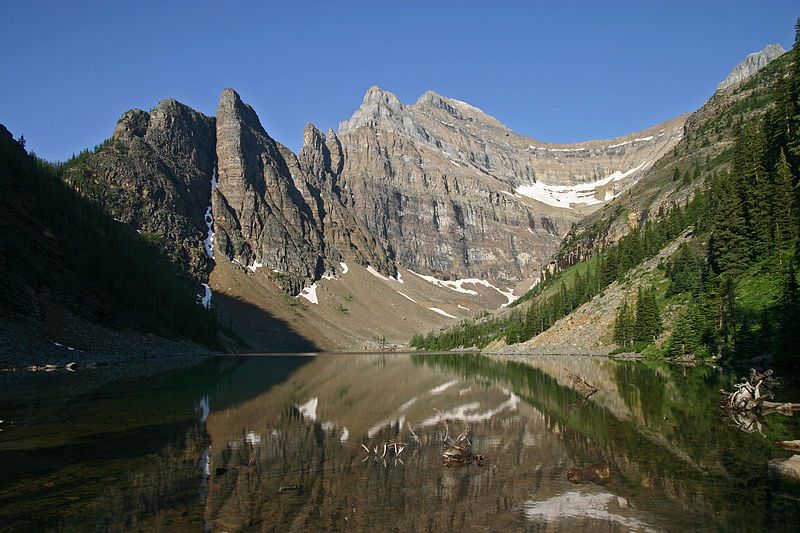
<box><xmin>1</xmin><ymin>353</ymin><xmax>800</xmax><ymax>531</ymax></box>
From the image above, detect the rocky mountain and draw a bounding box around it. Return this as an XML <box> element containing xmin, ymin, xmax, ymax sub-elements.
<box><xmin>58</xmin><ymin>86</ymin><xmax>685</xmax><ymax>349</ymax></box>
<box><xmin>213</xmin><ymin>88</ymin><xmax>394</xmax><ymax>294</ymax></box>
<box><xmin>334</xmin><ymin>87</ymin><xmax>684</xmax><ymax>282</ymax></box>
<box><xmin>64</xmin><ymin>100</ymin><xmax>217</xmax><ymax>279</ymax></box>
<box><xmin>717</xmin><ymin>43</ymin><xmax>785</xmax><ymax>92</ymax></box>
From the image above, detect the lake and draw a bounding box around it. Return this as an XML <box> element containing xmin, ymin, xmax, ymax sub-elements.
<box><xmin>1</xmin><ymin>353</ymin><xmax>799</xmax><ymax>531</ymax></box>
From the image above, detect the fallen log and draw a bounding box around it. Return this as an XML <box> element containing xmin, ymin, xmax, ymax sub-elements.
<box><xmin>720</xmin><ymin>369</ymin><xmax>781</xmax><ymax>412</ymax></box>
<box><xmin>720</xmin><ymin>369</ymin><xmax>800</xmax><ymax>435</ymax></box>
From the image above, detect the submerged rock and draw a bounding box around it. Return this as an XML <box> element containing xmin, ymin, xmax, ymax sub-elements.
<box><xmin>768</xmin><ymin>455</ymin><xmax>800</xmax><ymax>484</ymax></box>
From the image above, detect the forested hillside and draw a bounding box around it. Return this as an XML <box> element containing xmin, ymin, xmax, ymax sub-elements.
<box><xmin>0</xmin><ymin>125</ymin><xmax>221</xmax><ymax>356</ymax></box>
<box><xmin>413</xmin><ymin>19</ymin><xmax>800</xmax><ymax>368</ymax></box>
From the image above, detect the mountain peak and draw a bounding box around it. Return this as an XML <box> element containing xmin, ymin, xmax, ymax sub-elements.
<box><xmin>413</xmin><ymin>90</ymin><xmax>505</xmax><ymax>129</ymax></box>
<box><xmin>717</xmin><ymin>43</ymin><xmax>786</xmax><ymax>92</ymax></box>
<box><xmin>302</xmin><ymin>122</ymin><xmax>325</xmax><ymax>150</ymax></box>
<box><xmin>339</xmin><ymin>86</ymin><xmax>406</xmax><ymax>134</ymax></box>
<box><xmin>217</xmin><ymin>87</ymin><xmax>264</xmax><ymax>135</ymax></box>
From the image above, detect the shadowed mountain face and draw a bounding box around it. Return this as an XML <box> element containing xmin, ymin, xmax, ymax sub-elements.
<box><xmin>64</xmin><ymin>99</ymin><xmax>217</xmax><ymax>279</ymax></box>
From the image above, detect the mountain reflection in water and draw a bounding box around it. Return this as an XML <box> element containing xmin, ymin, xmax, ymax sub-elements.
<box><xmin>1</xmin><ymin>353</ymin><xmax>799</xmax><ymax>531</ymax></box>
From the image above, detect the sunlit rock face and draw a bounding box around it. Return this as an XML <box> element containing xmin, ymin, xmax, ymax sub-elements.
<box><xmin>72</xmin><ymin>86</ymin><xmax>683</xmax><ymax>295</ymax></box>
<box><xmin>335</xmin><ymin>87</ymin><xmax>684</xmax><ymax>283</ymax></box>
<box><xmin>213</xmin><ymin>88</ymin><xmax>395</xmax><ymax>294</ymax></box>
<box><xmin>717</xmin><ymin>44</ymin><xmax>785</xmax><ymax>92</ymax></box>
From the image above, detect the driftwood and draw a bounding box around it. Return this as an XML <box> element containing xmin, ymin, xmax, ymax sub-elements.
<box><xmin>720</xmin><ymin>369</ymin><xmax>781</xmax><ymax>411</ymax></box>
<box><xmin>566</xmin><ymin>370</ymin><xmax>598</xmax><ymax>410</ymax></box>
<box><xmin>435</xmin><ymin>409</ymin><xmax>484</xmax><ymax>466</ymax></box>
<box><xmin>720</xmin><ymin>369</ymin><xmax>800</xmax><ymax>435</ymax></box>
<box><xmin>777</xmin><ymin>440</ymin><xmax>800</xmax><ymax>450</ymax></box>
<box><xmin>360</xmin><ymin>438</ymin><xmax>410</xmax><ymax>467</ymax></box>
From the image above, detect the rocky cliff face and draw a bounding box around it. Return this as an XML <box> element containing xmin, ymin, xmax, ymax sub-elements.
<box><xmin>717</xmin><ymin>43</ymin><xmax>785</xmax><ymax>92</ymax></box>
<box><xmin>213</xmin><ymin>88</ymin><xmax>395</xmax><ymax>293</ymax></box>
<box><xmin>334</xmin><ymin>86</ymin><xmax>684</xmax><ymax>282</ymax></box>
<box><xmin>65</xmin><ymin>99</ymin><xmax>216</xmax><ymax>278</ymax></box>
<box><xmin>70</xmin><ymin>87</ymin><xmax>684</xmax><ymax>303</ymax></box>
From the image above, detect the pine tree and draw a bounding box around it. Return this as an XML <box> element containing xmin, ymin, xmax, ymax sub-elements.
<box><xmin>773</xmin><ymin>149</ymin><xmax>797</xmax><ymax>247</ymax></box>
<box><xmin>776</xmin><ymin>257</ymin><xmax>800</xmax><ymax>364</ymax></box>
<box><xmin>743</xmin><ymin>123</ymin><xmax>773</xmax><ymax>256</ymax></box>
<box><xmin>709</xmin><ymin>172</ymin><xmax>749</xmax><ymax>276</ymax></box>
<box><xmin>634</xmin><ymin>285</ymin><xmax>662</xmax><ymax>344</ymax></box>
<box><xmin>789</xmin><ymin>18</ymin><xmax>800</xmax><ymax>167</ymax></box>
<box><xmin>522</xmin><ymin>304</ymin><xmax>539</xmax><ymax>341</ymax></box>
<box><xmin>613</xmin><ymin>298</ymin><xmax>636</xmax><ymax>347</ymax></box>
<box><xmin>668</xmin><ymin>303</ymin><xmax>706</xmax><ymax>358</ymax></box>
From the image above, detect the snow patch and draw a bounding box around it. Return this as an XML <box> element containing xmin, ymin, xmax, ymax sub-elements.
<box><xmin>514</xmin><ymin>162</ymin><xmax>648</xmax><ymax>209</ymax></box>
<box><xmin>368</xmin><ymin>415</ymin><xmax>405</xmax><ymax>438</ymax></box>
<box><xmin>397</xmin><ymin>290</ymin><xmax>418</xmax><ymax>303</ymax></box>
<box><xmin>199</xmin><ymin>446</ymin><xmax>211</xmax><ymax>476</ymax></box>
<box><xmin>529</xmin><ymin>145</ymin><xmax>588</xmax><ymax>153</ymax></box>
<box><xmin>419</xmin><ymin>390</ymin><xmax>519</xmax><ymax>426</ymax></box>
<box><xmin>409</xmin><ymin>270</ymin><xmax>516</xmax><ymax>306</ymax></box>
<box><xmin>366</xmin><ymin>265</ymin><xmax>391</xmax><ymax>281</ymax></box>
<box><xmin>197</xmin><ymin>395</ymin><xmax>210</xmax><ymax>423</ymax></box>
<box><xmin>458</xmin><ymin>304</ymin><xmax>471</xmax><ymax>311</ymax></box>
<box><xmin>297</xmin><ymin>283</ymin><xmax>319</xmax><ymax>304</ymax></box>
<box><xmin>339</xmin><ymin>261</ymin><xmax>349</xmax><ymax>274</ymax></box>
<box><xmin>431</xmin><ymin>380</ymin><xmax>459</xmax><ymax>395</ymax></box>
<box><xmin>429</xmin><ymin>307</ymin><xmax>458</xmax><ymax>318</ymax></box>
<box><xmin>608</xmin><ymin>136</ymin><xmax>654</xmax><ymax>149</ymax></box>
<box><xmin>523</xmin><ymin>491</ymin><xmax>657</xmax><ymax>532</ymax></box>
<box><xmin>247</xmin><ymin>261</ymin><xmax>264</xmax><ymax>272</ymax></box>
<box><xmin>340</xmin><ymin>427</ymin><xmax>349</xmax><ymax>443</ymax></box>
<box><xmin>297</xmin><ymin>397</ymin><xmax>318</xmax><ymax>421</ymax></box>
<box><xmin>246</xmin><ymin>431</ymin><xmax>262</xmax><ymax>446</ymax></box>
<box><xmin>400</xmin><ymin>397</ymin><xmax>417</xmax><ymax>410</ymax></box>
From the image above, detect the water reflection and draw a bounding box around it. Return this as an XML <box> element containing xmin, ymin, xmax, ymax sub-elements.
<box><xmin>0</xmin><ymin>353</ymin><xmax>799</xmax><ymax>531</ymax></box>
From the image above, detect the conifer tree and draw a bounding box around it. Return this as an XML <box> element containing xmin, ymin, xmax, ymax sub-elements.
<box><xmin>742</xmin><ymin>123</ymin><xmax>773</xmax><ymax>256</ymax></box>
<box><xmin>634</xmin><ymin>285</ymin><xmax>662</xmax><ymax>343</ymax></box>
<box><xmin>613</xmin><ymin>298</ymin><xmax>635</xmax><ymax>347</ymax></box>
<box><xmin>709</xmin><ymin>172</ymin><xmax>749</xmax><ymax>276</ymax></box>
<box><xmin>773</xmin><ymin>149</ymin><xmax>797</xmax><ymax>247</ymax></box>
<box><xmin>776</xmin><ymin>257</ymin><xmax>800</xmax><ymax>364</ymax></box>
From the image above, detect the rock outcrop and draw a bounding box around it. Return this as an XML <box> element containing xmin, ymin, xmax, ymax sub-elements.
<box><xmin>717</xmin><ymin>44</ymin><xmax>785</xmax><ymax>92</ymax></box>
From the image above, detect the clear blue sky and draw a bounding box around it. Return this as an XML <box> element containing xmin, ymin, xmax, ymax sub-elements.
<box><xmin>2</xmin><ymin>1</ymin><xmax>797</xmax><ymax>161</ymax></box>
